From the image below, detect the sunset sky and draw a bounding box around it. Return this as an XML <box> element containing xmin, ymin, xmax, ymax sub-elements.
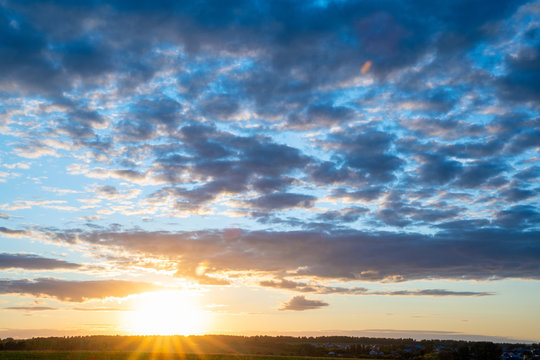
<box><xmin>1</xmin><ymin>0</ymin><xmax>539</xmax><ymax>343</ymax></box>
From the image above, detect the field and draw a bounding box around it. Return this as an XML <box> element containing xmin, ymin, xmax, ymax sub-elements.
<box><xmin>0</xmin><ymin>353</ymin><xmax>369</xmax><ymax>360</ymax></box>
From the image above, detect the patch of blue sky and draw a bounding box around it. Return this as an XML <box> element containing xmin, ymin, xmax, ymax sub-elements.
<box><xmin>0</xmin><ymin>235</ymin><xmax>89</xmax><ymax>269</ymax></box>
<box><xmin>154</xmin><ymin>213</ymin><xmax>254</xmax><ymax>233</ymax></box>
<box><xmin>311</xmin><ymin>0</ymin><xmax>332</xmax><ymax>8</ymax></box>
<box><xmin>275</xmin><ymin>130</ymin><xmax>331</xmax><ymax>161</ymax></box>
<box><xmin>467</xmin><ymin>43</ymin><xmax>506</xmax><ymax>76</ymax></box>
<box><xmin>335</xmin><ymin>86</ymin><xmax>376</xmax><ymax>106</ymax></box>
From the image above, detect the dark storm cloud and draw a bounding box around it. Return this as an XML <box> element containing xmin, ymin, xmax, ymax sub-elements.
<box><xmin>0</xmin><ymin>253</ymin><xmax>80</xmax><ymax>270</ymax></box>
<box><xmin>279</xmin><ymin>295</ymin><xmax>328</xmax><ymax>311</ymax></box>
<box><xmin>43</xmin><ymin>225</ymin><xmax>540</xmax><ymax>283</ymax></box>
<box><xmin>0</xmin><ymin>278</ymin><xmax>163</xmax><ymax>302</ymax></box>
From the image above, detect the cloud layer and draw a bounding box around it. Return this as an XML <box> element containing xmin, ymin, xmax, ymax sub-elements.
<box><xmin>0</xmin><ymin>0</ymin><xmax>539</xmax><ymax>307</ymax></box>
<box><xmin>39</xmin><ymin>226</ymin><xmax>540</xmax><ymax>283</ymax></box>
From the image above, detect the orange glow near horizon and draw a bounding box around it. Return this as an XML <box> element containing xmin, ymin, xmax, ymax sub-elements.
<box><xmin>122</xmin><ymin>290</ymin><xmax>209</xmax><ymax>336</ymax></box>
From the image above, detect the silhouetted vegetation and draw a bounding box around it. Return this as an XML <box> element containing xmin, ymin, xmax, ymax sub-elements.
<box><xmin>0</xmin><ymin>335</ymin><xmax>537</xmax><ymax>360</ymax></box>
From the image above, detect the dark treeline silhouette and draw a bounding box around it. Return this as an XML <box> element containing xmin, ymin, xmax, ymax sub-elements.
<box><xmin>0</xmin><ymin>335</ymin><xmax>538</xmax><ymax>360</ymax></box>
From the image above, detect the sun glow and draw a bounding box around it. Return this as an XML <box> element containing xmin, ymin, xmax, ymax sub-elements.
<box><xmin>123</xmin><ymin>290</ymin><xmax>208</xmax><ymax>336</ymax></box>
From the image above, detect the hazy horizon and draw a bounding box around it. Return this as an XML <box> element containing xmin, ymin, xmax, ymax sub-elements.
<box><xmin>1</xmin><ymin>329</ymin><xmax>537</xmax><ymax>345</ymax></box>
<box><xmin>0</xmin><ymin>0</ymin><xmax>539</xmax><ymax>344</ymax></box>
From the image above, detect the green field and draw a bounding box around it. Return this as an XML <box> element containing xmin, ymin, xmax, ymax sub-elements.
<box><xmin>0</xmin><ymin>353</ymin><xmax>369</xmax><ymax>360</ymax></box>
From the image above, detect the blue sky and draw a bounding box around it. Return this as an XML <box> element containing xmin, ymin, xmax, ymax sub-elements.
<box><xmin>0</xmin><ymin>0</ymin><xmax>539</xmax><ymax>341</ymax></box>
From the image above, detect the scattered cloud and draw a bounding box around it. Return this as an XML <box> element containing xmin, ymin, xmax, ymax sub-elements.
<box><xmin>260</xmin><ymin>279</ymin><xmax>493</xmax><ymax>297</ymax></box>
<box><xmin>0</xmin><ymin>278</ymin><xmax>163</xmax><ymax>302</ymax></box>
<box><xmin>279</xmin><ymin>296</ymin><xmax>329</xmax><ymax>311</ymax></box>
<box><xmin>0</xmin><ymin>253</ymin><xmax>80</xmax><ymax>270</ymax></box>
<box><xmin>0</xmin><ymin>227</ymin><xmax>28</xmax><ymax>237</ymax></box>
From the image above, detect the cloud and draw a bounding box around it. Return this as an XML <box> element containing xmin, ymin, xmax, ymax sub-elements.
<box><xmin>0</xmin><ymin>227</ymin><xmax>28</xmax><ymax>237</ymax></box>
<box><xmin>497</xmin><ymin>45</ymin><xmax>540</xmax><ymax>102</ymax></box>
<box><xmin>3</xmin><ymin>307</ymin><xmax>57</xmax><ymax>312</ymax></box>
<box><xmin>279</xmin><ymin>295</ymin><xmax>329</xmax><ymax>311</ymax></box>
<box><xmin>0</xmin><ymin>0</ymin><xmax>539</xmax><ymax>312</ymax></box>
<box><xmin>260</xmin><ymin>279</ymin><xmax>493</xmax><ymax>297</ymax></box>
<box><xmin>41</xmin><ymin>226</ymin><xmax>540</xmax><ymax>283</ymax></box>
<box><xmin>246</xmin><ymin>193</ymin><xmax>316</xmax><ymax>211</ymax></box>
<box><xmin>382</xmin><ymin>289</ymin><xmax>493</xmax><ymax>297</ymax></box>
<box><xmin>0</xmin><ymin>253</ymin><xmax>80</xmax><ymax>270</ymax></box>
<box><xmin>71</xmin><ymin>307</ymin><xmax>129</xmax><ymax>312</ymax></box>
<box><xmin>0</xmin><ymin>278</ymin><xmax>163</xmax><ymax>302</ymax></box>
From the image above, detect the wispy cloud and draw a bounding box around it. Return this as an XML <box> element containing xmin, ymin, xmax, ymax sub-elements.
<box><xmin>260</xmin><ymin>279</ymin><xmax>493</xmax><ymax>297</ymax></box>
<box><xmin>0</xmin><ymin>253</ymin><xmax>80</xmax><ymax>270</ymax></box>
<box><xmin>0</xmin><ymin>278</ymin><xmax>164</xmax><ymax>302</ymax></box>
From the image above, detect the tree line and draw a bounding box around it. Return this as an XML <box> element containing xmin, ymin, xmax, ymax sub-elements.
<box><xmin>0</xmin><ymin>335</ymin><xmax>537</xmax><ymax>360</ymax></box>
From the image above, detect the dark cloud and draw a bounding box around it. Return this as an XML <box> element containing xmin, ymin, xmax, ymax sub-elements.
<box><xmin>316</xmin><ymin>207</ymin><xmax>368</xmax><ymax>223</ymax></box>
<box><xmin>0</xmin><ymin>278</ymin><xmax>163</xmax><ymax>302</ymax></box>
<box><xmin>0</xmin><ymin>253</ymin><xmax>80</xmax><ymax>270</ymax></box>
<box><xmin>279</xmin><ymin>295</ymin><xmax>328</xmax><ymax>311</ymax></box>
<box><xmin>497</xmin><ymin>45</ymin><xmax>540</xmax><ymax>102</ymax></box>
<box><xmin>288</xmin><ymin>103</ymin><xmax>355</xmax><ymax>129</ymax></box>
<box><xmin>0</xmin><ymin>227</ymin><xmax>28</xmax><ymax>237</ymax></box>
<box><xmin>201</xmin><ymin>94</ymin><xmax>240</xmax><ymax>121</ymax></box>
<box><xmin>42</xmin><ymin>226</ymin><xmax>540</xmax><ymax>283</ymax></box>
<box><xmin>495</xmin><ymin>205</ymin><xmax>540</xmax><ymax>229</ymax></box>
<box><xmin>453</xmin><ymin>160</ymin><xmax>507</xmax><ymax>188</ymax></box>
<box><xmin>247</xmin><ymin>193</ymin><xmax>316</xmax><ymax>211</ymax></box>
<box><xmin>416</xmin><ymin>154</ymin><xmax>463</xmax><ymax>185</ymax></box>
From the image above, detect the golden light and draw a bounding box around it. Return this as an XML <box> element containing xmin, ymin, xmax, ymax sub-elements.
<box><xmin>123</xmin><ymin>290</ymin><xmax>208</xmax><ymax>336</ymax></box>
<box><xmin>361</xmin><ymin>60</ymin><xmax>372</xmax><ymax>74</ymax></box>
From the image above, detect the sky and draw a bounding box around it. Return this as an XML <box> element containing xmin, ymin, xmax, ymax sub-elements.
<box><xmin>0</xmin><ymin>0</ymin><xmax>539</xmax><ymax>343</ymax></box>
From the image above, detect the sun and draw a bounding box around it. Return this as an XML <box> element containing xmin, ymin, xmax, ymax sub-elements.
<box><xmin>123</xmin><ymin>290</ymin><xmax>208</xmax><ymax>336</ymax></box>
